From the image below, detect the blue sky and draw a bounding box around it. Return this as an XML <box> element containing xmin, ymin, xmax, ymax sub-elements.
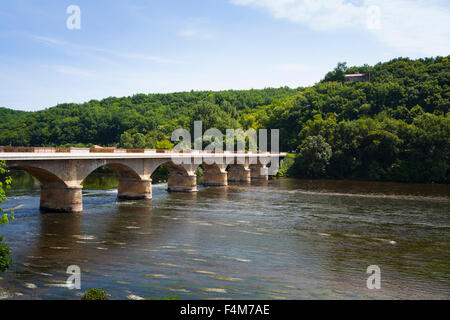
<box><xmin>1</xmin><ymin>0</ymin><xmax>449</xmax><ymax>111</ymax></box>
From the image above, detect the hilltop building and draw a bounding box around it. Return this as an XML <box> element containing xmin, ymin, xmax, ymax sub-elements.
<box><xmin>344</xmin><ymin>73</ymin><xmax>370</xmax><ymax>82</ymax></box>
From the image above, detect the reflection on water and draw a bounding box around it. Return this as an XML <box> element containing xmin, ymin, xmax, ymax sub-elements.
<box><xmin>0</xmin><ymin>171</ymin><xmax>449</xmax><ymax>300</ymax></box>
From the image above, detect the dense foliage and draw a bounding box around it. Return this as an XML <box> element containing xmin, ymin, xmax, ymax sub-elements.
<box><xmin>291</xmin><ymin>136</ymin><xmax>332</xmax><ymax>178</ymax></box>
<box><xmin>0</xmin><ymin>87</ymin><xmax>298</xmax><ymax>148</ymax></box>
<box><xmin>0</xmin><ymin>161</ymin><xmax>14</xmax><ymax>272</ymax></box>
<box><xmin>81</xmin><ymin>288</ymin><xmax>108</xmax><ymax>300</ymax></box>
<box><xmin>0</xmin><ymin>56</ymin><xmax>448</xmax><ymax>183</ymax></box>
<box><xmin>246</xmin><ymin>56</ymin><xmax>450</xmax><ymax>183</ymax></box>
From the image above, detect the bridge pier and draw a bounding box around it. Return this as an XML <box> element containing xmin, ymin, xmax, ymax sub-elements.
<box><xmin>202</xmin><ymin>163</ymin><xmax>228</xmax><ymax>186</ymax></box>
<box><xmin>118</xmin><ymin>178</ymin><xmax>152</xmax><ymax>200</ymax></box>
<box><xmin>203</xmin><ymin>170</ymin><xmax>227</xmax><ymax>186</ymax></box>
<box><xmin>40</xmin><ymin>185</ymin><xmax>83</xmax><ymax>213</ymax></box>
<box><xmin>228</xmin><ymin>165</ymin><xmax>251</xmax><ymax>182</ymax></box>
<box><xmin>250</xmin><ymin>164</ymin><xmax>269</xmax><ymax>180</ymax></box>
<box><xmin>168</xmin><ymin>173</ymin><xmax>197</xmax><ymax>192</ymax></box>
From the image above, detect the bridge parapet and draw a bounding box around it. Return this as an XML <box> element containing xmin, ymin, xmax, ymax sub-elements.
<box><xmin>1</xmin><ymin>146</ymin><xmax>284</xmax><ymax>156</ymax></box>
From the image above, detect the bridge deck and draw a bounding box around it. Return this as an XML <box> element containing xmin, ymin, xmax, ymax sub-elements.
<box><xmin>0</xmin><ymin>151</ymin><xmax>286</xmax><ymax>161</ymax></box>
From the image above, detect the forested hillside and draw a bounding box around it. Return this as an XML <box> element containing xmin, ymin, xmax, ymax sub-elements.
<box><xmin>1</xmin><ymin>56</ymin><xmax>449</xmax><ymax>183</ymax></box>
<box><xmin>0</xmin><ymin>87</ymin><xmax>299</xmax><ymax>148</ymax></box>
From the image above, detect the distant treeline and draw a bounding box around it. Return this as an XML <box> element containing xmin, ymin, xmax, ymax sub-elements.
<box><xmin>0</xmin><ymin>56</ymin><xmax>449</xmax><ymax>183</ymax></box>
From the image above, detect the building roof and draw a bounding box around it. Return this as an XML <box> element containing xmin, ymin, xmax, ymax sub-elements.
<box><xmin>345</xmin><ymin>73</ymin><xmax>366</xmax><ymax>77</ymax></box>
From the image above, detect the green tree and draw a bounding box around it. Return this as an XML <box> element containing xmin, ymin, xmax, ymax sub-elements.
<box><xmin>119</xmin><ymin>132</ymin><xmax>134</xmax><ymax>149</ymax></box>
<box><xmin>323</xmin><ymin>62</ymin><xmax>348</xmax><ymax>82</ymax></box>
<box><xmin>156</xmin><ymin>140</ymin><xmax>174</xmax><ymax>150</ymax></box>
<box><xmin>0</xmin><ymin>161</ymin><xmax>14</xmax><ymax>272</ymax></box>
<box><xmin>133</xmin><ymin>133</ymin><xmax>146</xmax><ymax>149</ymax></box>
<box><xmin>144</xmin><ymin>130</ymin><xmax>162</xmax><ymax>149</ymax></box>
<box><xmin>293</xmin><ymin>136</ymin><xmax>333</xmax><ymax>178</ymax></box>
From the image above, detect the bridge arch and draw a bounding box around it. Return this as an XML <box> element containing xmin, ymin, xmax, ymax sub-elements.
<box><xmin>201</xmin><ymin>162</ymin><xmax>228</xmax><ymax>186</ymax></box>
<box><xmin>75</xmin><ymin>160</ymin><xmax>148</xmax><ymax>184</ymax></box>
<box><xmin>80</xmin><ymin>162</ymin><xmax>152</xmax><ymax>201</ymax></box>
<box><xmin>79</xmin><ymin>162</ymin><xmax>144</xmax><ymax>187</ymax></box>
<box><xmin>107</xmin><ymin>163</ymin><xmax>142</xmax><ymax>180</ymax></box>
<box><xmin>7</xmin><ymin>164</ymin><xmax>68</xmax><ymax>188</ymax></box>
<box><xmin>161</xmin><ymin>160</ymin><xmax>198</xmax><ymax>192</ymax></box>
<box><xmin>6</xmin><ymin>163</ymin><xmax>82</xmax><ymax>213</ymax></box>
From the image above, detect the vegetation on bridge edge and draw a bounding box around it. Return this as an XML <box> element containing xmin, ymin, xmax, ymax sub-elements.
<box><xmin>0</xmin><ymin>161</ymin><xmax>14</xmax><ymax>272</ymax></box>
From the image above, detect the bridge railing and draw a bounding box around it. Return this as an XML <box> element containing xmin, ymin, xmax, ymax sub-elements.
<box><xmin>0</xmin><ymin>146</ymin><xmax>71</xmax><ymax>153</ymax></box>
<box><xmin>0</xmin><ymin>146</ymin><xmax>283</xmax><ymax>155</ymax></box>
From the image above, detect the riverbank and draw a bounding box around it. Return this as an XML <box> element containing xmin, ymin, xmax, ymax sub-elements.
<box><xmin>278</xmin><ymin>153</ymin><xmax>450</xmax><ymax>186</ymax></box>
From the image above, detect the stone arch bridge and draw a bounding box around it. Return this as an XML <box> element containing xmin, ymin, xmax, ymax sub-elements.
<box><xmin>1</xmin><ymin>149</ymin><xmax>285</xmax><ymax>213</ymax></box>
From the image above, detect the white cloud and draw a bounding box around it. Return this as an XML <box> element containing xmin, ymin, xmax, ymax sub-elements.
<box><xmin>42</xmin><ymin>65</ymin><xmax>94</xmax><ymax>77</ymax></box>
<box><xmin>179</xmin><ymin>28</ymin><xmax>214</xmax><ymax>39</ymax></box>
<box><xmin>105</xmin><ymin>51</ymin><xmax>180</xmax><ymax>64</ymax></box>
<box><xmin>32</xmin><ymin>35</ymin><xmax>180</xmax><ymax>64</ymax></box>
<box><xmin>367</xmin><ymin>0</ymin><xmax>450</xmax><ymax>56</ymax></box>
<box><xmin>178</xmin><ymin>18</ymin><xmax>216</xmax><ymax>40</ymax></box>
<box><xmin>230</xmin><ymin>0</ymin><xmax>365</xmax><ymax>30</ymax></box>
<box><xmin>33</xmin><ymin>35</ymin><xmax>68</xmax><ymax>46</ymax></box>
<box><xmin>230</xmin><ymin>0</ymin><xmax>450</xmax><ymax>56</ymax></box>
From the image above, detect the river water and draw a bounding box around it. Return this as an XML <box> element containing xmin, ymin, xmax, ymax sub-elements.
<box><xmin>0</xmin><ymin>171</ymin><xmax>448</xmax><ymax>300</ymax></box>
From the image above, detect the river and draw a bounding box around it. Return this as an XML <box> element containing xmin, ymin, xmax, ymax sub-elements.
<box><xmin>0</xmin><ymin>171</ymin><xmax>448</xmax><ymax>300</ymax></box>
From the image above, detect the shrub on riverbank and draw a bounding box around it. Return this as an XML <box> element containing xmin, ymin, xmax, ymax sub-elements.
<box><xmin>0</xmin><ymin>161</ymin><xmax>14</xmax><ymax>272</ymax></box>
<box><xmin>81</xmin><ymin>288</ymin><xmax>108</xmax><ymax>300</ymax></box>
<box><xmin>276</xmin><ymin>153</ymin><xmax>295</xmax><ymax>177</ymax></box>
